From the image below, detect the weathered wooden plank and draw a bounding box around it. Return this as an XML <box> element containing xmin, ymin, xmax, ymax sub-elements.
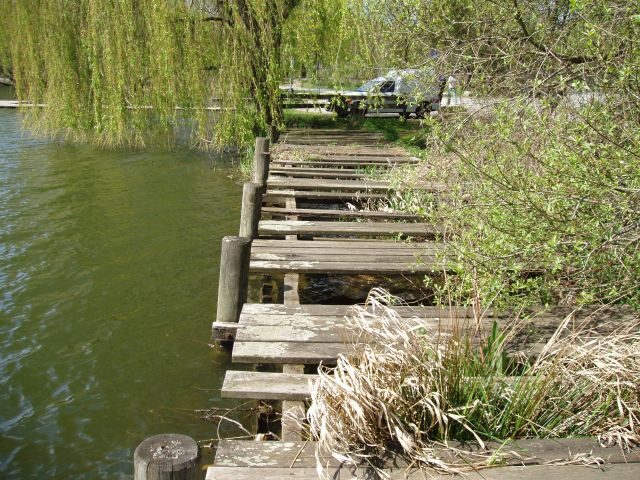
<box><xmin>267</xmin><ymin>177</ymin><xmax>392</xmax><ymax>191</ymax></box>
<box><xmin>270</xmin><ymin>169</ymin><xmax>372</xmax><ymax>179</ymax></box>
<box><xmin>271</xmin><ymin>157</ymin><xmax>419</xmax><ymax>166</ymax></box>
<box><xmin>267</xmin><ymin>177</ymin><xmax>447</xmax><ymax>194</ymax></box>
<box><xmin>213</xmin><ymin>439</ymin><xmax>640</xmax><ymax>469</ymax></box>
<box><xmin>259</xmin><ymin>220</ymin><xmax>440</xmax><ymax>237</ymax></box>
<box><xmin>251</xmin><ymin>239</ymin><xmax>441</xmax><ymax>249</ymax></box>
<box><xmin>237</xmin><ymin>323</ymin><xmax>397</xmax><ymax>343</ymax></box>
<box><xmin>275</xmin><ymin>144</ymin><xmax>408</xmax><ymax>156</ymax></box>
<box><xmin>250</xmin><ymin>261</ymin><xmax>440</xmax><ymax>274</ymax></box>
<box><xmin>231</xmin><ymin>341</ymin><xmax>348</xmax><ymax>364</ymax></box>
<box><xmin>235</xmin><ymin>314</ymin><xmax>638</xmax><ymax>345</ymax></box>
<box><xmin>262</xmin><ymin>207</ymin><xmax>420</xmax><ymax>221</ymax></box>
<box><xmin>221</xmin><ymin>371</ymin><xmax>316</xmax><ymax>401</ymax></box>
<box><xmin>284</xmin><ymin>139</ymin><xmax>387</xmax><ymax>146</ymax></box>
<box><xmin>239</xmin><ymin>303</ymin><xmax>479</xmax><ymax>317</ymax></box>
<box><xmin>214</xmin><ymin>440</ymin><xmax>340</xmax><ymax>468</ymax></box>
<box><xmin>252</xmin><ymin>249</ymin><xmax>438</xmax><ymax>259</ymax></box>
<box><xmin>271</xmin><ymin>166</ymin><xmax>363</xmax><ymax>174</ymax></box>
<box><xmin>272</xmin><ymin>160</ymin><xmax>415</xmax><ymax>168</ymax></box>
<box><xmin>272</xmin><ymin>157</ymin><xmax>417</xmax><ymax>164</ymax></box>
<box><xmin>207</xmin><ymin>463</ymin><xmax>640</xmax><ymax>480</ymax></box>
<box><xmin>263</xmin><ymin>190</ymin><xmax>388</xmax><ymax>201</ymax></box>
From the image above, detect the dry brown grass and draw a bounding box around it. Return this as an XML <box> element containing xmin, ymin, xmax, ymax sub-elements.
<box><xmin>307</xmin><ymin>289</ymin><xmax>640</xmax><ymax>475</ymax></box>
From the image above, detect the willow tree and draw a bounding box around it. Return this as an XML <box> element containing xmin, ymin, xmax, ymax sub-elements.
<box><xmin>0</xmin><ymin>0</ymin><xmax>362</xmax><ymax>149</ymax></box>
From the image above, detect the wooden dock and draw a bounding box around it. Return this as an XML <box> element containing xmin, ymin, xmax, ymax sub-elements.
<box><xmin>208</xmin><ymin>129</ymin><xmax>640</xmax><ymax>479</ymax></box>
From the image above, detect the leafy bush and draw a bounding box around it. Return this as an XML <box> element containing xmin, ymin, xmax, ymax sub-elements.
<box><xmin>415</xmin><ymin>100</ymin><xmax>640</xmax><ymax>309</ymax></box>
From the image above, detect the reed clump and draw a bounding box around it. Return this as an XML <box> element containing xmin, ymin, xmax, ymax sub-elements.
<box><xmin>308</xmin><ymin>289</ymin><xmax>640</xmax><ymax>474</ymax></box>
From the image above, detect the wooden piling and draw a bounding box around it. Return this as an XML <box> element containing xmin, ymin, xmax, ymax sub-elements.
<box><xmin>215</xmin><ymin>236</ymin><xmax>251</xmax><ymax>324</ymax></box>
<box><xmin>253</xmin><ymin>137</ymin><xmax>270</xmax><ymax>187</ymax></box>
<box><xmin>134</xmin><ymin>434</ymin><xmax>200</xmax><ymax>480</ymax></box>
<box><xmin>239</xmin><ymin>182</ymin><xmax>263</xmax><ymax>239</ymax></box>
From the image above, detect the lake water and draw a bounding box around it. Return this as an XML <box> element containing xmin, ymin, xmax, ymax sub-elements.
<box><xmin>0</xmin><ymin>92</ymin><xmax>244</xmax><ymax>478</ymax></box>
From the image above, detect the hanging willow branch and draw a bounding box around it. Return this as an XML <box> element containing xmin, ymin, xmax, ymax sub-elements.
<box><xmin>0</xmin><ymin>0</ymin><xmax>367</xmax><ymax>149</ymax></box>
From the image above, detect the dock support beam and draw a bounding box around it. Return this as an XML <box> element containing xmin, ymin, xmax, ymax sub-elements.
<box><xmin>239</xmin><ymin>182</ymin><xmax>263</xmax><ymax>240</ymax></box>
<box><xmin>215</xmin><ymin>236</ymin><xmax>251</xmax><ymax>325</ymax></box>
<box><xmin>253</xmin><ymin>137</ymin><xmax>270</xmax><ymax>187</ymax></box>
<box><xmin>134</xmin><ymin>434</ymin><xmax>200</xmax><ymax>480</ymax></box>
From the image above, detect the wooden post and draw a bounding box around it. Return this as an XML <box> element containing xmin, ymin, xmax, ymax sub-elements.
<box><xmin>253</xmin><ymin>137</ymin><xmax>270</xmax><ymax>187</ymax></box>
<box><xmin>215</xmin><ymin>236</ymin><xmax>251</xmax><ymax>324</ymax></box>
<box><xmin>134</xmin><ymin>434</ymin><xmax>200</xmax><ymax>480</ymax></box>
<box><xmin>239</xmin><ymin>182</ymin><xmax>264</xmax><ymax>239</ymax></box>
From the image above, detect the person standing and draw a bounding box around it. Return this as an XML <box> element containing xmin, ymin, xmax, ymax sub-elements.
<box><xmin>447</xmin><ymin>75</ymin><xmax>458</xmax><ymax>105</ymax></box>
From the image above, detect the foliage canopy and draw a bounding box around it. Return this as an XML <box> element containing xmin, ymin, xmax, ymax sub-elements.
<box><xmin>0</xmin><ymin>0</ymin><xmax>367</xmax><ymax>149</ymax></box>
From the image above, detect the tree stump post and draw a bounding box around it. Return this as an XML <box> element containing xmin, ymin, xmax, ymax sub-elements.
<box><xmin>134</xmin><ymin>434</ymin><xmax>200</xmax><ymax>480</ymax></box>
<box><xmin>253</xmin><ymin>137</ymin><xmax>270</xmax><ymax>187</ymax></box>
<box><xmin>239</xmin><ymin>182</ymin><xmax>264</xmax><ymax>239</ymax></box>
<box><xmin>215</xmin><ymin>236</ymin><xmax>251</xmax><ymax>325</ymax></box>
